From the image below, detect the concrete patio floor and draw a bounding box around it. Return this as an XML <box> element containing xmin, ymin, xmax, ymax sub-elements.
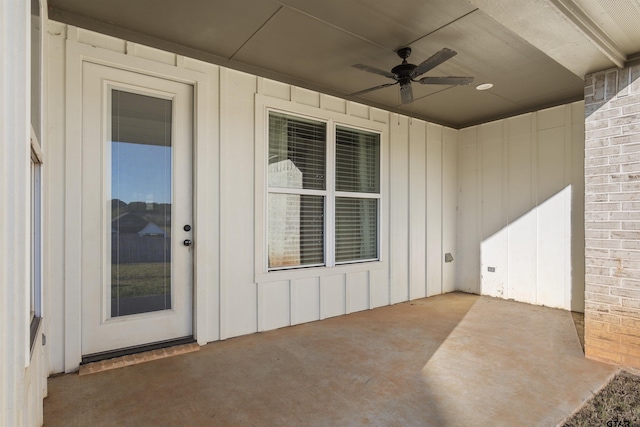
<box><xmin>44</xmin><ymin>293</ymin><xmax>617</xmax><ymax>426</ymax></box>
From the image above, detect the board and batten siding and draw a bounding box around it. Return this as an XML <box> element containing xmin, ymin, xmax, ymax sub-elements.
<box><xmin>457</xmin><ymin>102</ymin><xmax>585</xmax><ymax>311</ymax></box>
<box><xmin>45</xmin><ymin>22</ymin><xmax>458</xmax><ymax>372</ymax></box>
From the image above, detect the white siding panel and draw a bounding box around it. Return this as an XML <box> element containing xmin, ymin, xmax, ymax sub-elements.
<box><xmin>457</xmin><ymin>129</ymin><xmax>481</xmax><ymax>294</ymax></box>
<box><xmin>370</xmin><ymin>267</ymin><xmax>390</xmax><ymax>308</ymax></box>
<box><xmin>507</xmin><ymin>121</ymin><xmax>537</xmax><ymax>304</ymax></box>
<box><xmin>46</xmin><ymin>24</ymin><xmax>67</xmax><ymax>373</ymax></box>
<box><xmin>347</xmin><ymin>271</ymin><xmax>369</xmax><ymax>313</ymax></box>
<box><xmin>220</xmin><ymin>69</ymin><xmax>258</xmax><ymax>338</ymax></box>
<box><xmin>537</xmin><ymin>189</ymin><xmax>570</xmax><ymax>309</ymax></box>
<box><xmin>24</xmin><ymin>340</ymin><xmax>46</xmax><ymax>426</ymax></box>
<box><xmin>442</xmin><ymin>128</ymin><xmax>458</xmax><ymax>293</ymax></box>
<box><xmin>537</xmin><ymin>127</ymin><xmax>569</xmax><ymax>308</ymax></box>
<box><xmin>292</xmin><ymin>277</ymin><xmax>321</xmax><ymax>325</ymax></box>
<box><xmin>76</xmin><ymin>28</ymin><xmax>125</xmax><ymax>53</ymax></box>
<box><xmin>456</xmin><ymin>103</ymin><xmax>583</xmax><ymax>310</ymax></box>
<box><xmin>426</xmin><ymin>124</ymin><xmax>443</xmax><ymax>297</ymax></box>
<box><xmin>321</xmin><ymin>94</ymin><xmax>347</xmax><ymax>114</ymax></box>
<box><xmin>260</xmin><ymin>78</ymin><xmax>291</xmax><ymax>101</ymax></box>
<box><xmin>409</xmin><ymin>121</ymin><xmax>427</xmax><ymax>300</ymax></box>
<box><xmin>259</xmin><ymin>281</ymin><xmax>291</xmax><ymax>331</ymax></box>
<box><xmin>389</xmin><ymin>116</ymin><xmax>410</xmax><ymax>303</ymax></box>
<box><xmin>370</xmin><ymin>108</ymin><xmax>389</xmax><ymax>125</ymax></box>
<box><xmin>349</xmin><ymin>102</ymin><xmax>369</xmax><ymax>120</ymax></box>
<box><xmin>131</xmin><ymin>43</ymin><xmax>176</xmax><ymax>65</ymax></box>
<box><xmin>185</xmin><ymin>57</ymin><xmax>221</xmax><ymax>343</ymax></box>
<box><xmin>538</xmin><ymin>105</ymin><xmax>566</xmax><ymax>130</ymax></box>
<box><xmin>293</xmin><ymin>87</ymin><xmax>321</xmax><ymax>107</ymax></box>
<box><xmin>183</xmin><ymin>57</ymin><xmax>218</xmax><ymax>74</ymax></box>
<box><xmin>321</xmin><ymin>274</ymin><xmax>346</xmax><ymax>319</ymax></box>
<box><xmin>480</xmin><ymin>123</ymin><xmax>507</xmax><ymax>298</ymax></box>
<box><xmin>480</xmin><ymin>123</ymin><xmax>504</xmax><ymax>238</ymax></box>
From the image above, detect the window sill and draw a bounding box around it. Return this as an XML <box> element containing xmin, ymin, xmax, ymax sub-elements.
<box><xmin>256</xmin><ymin>259</ymin><xmax>387</xmax><ymax>284</ymax></box>
<box><xmin>29</xmin><ymin>316</ymin><xmax>42</xmax><ymax>357</ymax></box>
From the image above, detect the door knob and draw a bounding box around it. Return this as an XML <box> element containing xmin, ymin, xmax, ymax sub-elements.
<box><xmin>183</xmin><ymin>239</ymin><xmax>192</xmax><ymax>247</ymax></box>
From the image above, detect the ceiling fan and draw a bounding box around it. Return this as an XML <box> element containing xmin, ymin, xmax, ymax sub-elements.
<box><xmin>350</xmin><ymin>47</ymin><xmax>474</xmax><ymax>104</ymax></box>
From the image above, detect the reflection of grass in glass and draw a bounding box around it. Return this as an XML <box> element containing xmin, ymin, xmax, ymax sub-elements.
<box><xmin>112</xmin><ymin>262</ymin><xmax>171</xmax><ymax>298</ymax></box>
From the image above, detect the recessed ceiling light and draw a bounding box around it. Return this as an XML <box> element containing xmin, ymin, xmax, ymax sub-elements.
<box><xmin>476</xmin><ymin>83</ymin><xmax>493</xmax><ymax>91</ymax></box>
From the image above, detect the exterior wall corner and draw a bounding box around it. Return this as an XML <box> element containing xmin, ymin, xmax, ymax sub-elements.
<box><xmin>584</xmin><ymin>62</ymin><xmax>640</xmax><ymax>368</ymax></box>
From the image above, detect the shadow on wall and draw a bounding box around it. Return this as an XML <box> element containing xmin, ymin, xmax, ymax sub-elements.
<box><xmin>457</xmin><ymin>102</ymin><xmax>585</xmax><ymax>312</ymax></box>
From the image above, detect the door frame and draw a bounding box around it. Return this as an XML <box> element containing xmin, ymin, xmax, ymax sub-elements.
<box><xmin>64</xmin><ymin>38</ymin><xmax>217</xmax><ymax>372</ymax></box>
<box><xmin>81</xmin><ymin>63</ymin><xmax>194</xmax><ymax>355</ymax></box>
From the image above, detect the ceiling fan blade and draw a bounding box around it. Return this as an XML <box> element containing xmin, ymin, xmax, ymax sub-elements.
<box><xmin>400</xmin><ymin>83</ymin><xmax>413</xmax><ymax>104</ymax></box>
<box><xmin>411</xmin><ymin>48</ymin><xmax>457</xmax><ymax>78</ymax></box>
<box><xmin>349</xmin><ymin>82</ymin><xmax>398</xmax><ymax>97</ymax></box>
<box><xmin>352</xmin><ymin>64</ymin><xmax>397</xmax><ymax>79</ymax></box>
<box><xmin>418</xmin><ymin>76</ymin><xmax>474</xmax><ymax>86</ymax></box>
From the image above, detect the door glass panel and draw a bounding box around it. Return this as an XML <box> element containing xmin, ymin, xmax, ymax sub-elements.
<box><xmin>110</xmin><ymin>89</ymin><xmax>173</xmax><ymax>317</ymax></box>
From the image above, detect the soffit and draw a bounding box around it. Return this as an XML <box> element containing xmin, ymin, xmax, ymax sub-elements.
<box><xmin>574</xmin><ymin>0</ymin><xmax>640</xmax><ymax>54</ymax></box>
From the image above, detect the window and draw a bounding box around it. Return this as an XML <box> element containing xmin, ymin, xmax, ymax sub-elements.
<box><xmin>29</xmin><ymin>0</ymin><xmax>43</xmax><ymax>351</ymax></box>
<box><xmin>267</xmin><ymin>111</ymin><xmax>380</xmax><ymax>270</ymax></box>
<box><xmin>30</xmin><ymin>0</ymin><xmax>42</xmax><ymax>142</ymax></box>
<box><xmin>30</xmin><ymin>146</ymin><xmax>42</xmax><ymax>331</ymax></box>
<box><xmin>335</xmin><ymin>126</ymin><xmax>380</xmax><ymax>263</ymax></box>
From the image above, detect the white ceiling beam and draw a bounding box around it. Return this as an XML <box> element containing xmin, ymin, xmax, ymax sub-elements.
<box><xmin>549</xmin><ymin>0</ymin><xmax>625</xmax><ymax>68</ymax></box>
<box><xmin>467</xmin><ymin>0</ymin><xmax>624</xmax><ymax>77</ymax></box>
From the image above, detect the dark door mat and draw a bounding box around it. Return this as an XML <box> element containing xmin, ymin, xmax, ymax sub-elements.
<box><xmin>79</xmin><ymin>342</ymin><xmax>200</xmax><ymax>375</ymax></box>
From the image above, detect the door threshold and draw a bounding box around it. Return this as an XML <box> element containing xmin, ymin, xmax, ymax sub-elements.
<box><xmin>79</xmin><ymin>338</ymin><xmax>199</xmax><ymax>376</ymax></box>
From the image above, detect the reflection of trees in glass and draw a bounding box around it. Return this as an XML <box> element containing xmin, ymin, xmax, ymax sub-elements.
<box><xmin>111</xmin><ymin>199</ymin><xmax>128</xmax><ymax>219</ymax></box>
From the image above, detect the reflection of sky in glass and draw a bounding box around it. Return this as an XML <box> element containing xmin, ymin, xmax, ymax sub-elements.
<box><xmin>112</xmin><ymin>141</ymin><xmax>172</xmax><ymax>204</ymax></box>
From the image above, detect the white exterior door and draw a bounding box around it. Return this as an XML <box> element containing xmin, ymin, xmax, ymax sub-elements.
<box><xmin>81</xmin><ymin>62</ymin><xmax>194</xmax><ymax>356</ymax></box>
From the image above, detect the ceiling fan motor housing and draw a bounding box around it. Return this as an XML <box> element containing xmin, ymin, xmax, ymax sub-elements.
<box><xmin>393</xmin><ymin>47</ymin><xmax>417</xmax><ymax>83</ymax></box>
<box><xmin>392</xmin><ymin>63</ymin><xmax>417</xmax><ymax>80</ymax></box>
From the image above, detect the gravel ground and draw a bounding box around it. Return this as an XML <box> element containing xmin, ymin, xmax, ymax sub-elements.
<box><xmin>562</xmin><ymin>371</ymin><xmax>640</xmax><ymax>427</ymax></box>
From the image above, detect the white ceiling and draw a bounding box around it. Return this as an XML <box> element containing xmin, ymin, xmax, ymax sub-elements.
<box><xmin>49</xmin><ymin>0</ymin><xmax>640</xmax><ymax>128</ymax></box>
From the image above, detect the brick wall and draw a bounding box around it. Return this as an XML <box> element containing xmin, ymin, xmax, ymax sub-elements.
<box><xmin>584</xmin><ymin>62</ymin><xmax>640</xmax><ymax>367</ymax></box>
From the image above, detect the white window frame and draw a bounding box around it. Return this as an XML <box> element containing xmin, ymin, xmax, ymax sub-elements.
<box><xmin>267</xmin><ymin>111</ymin><xmax>329</xmax><ymax>271</ymax></box>
<box><xmin>333</xmin><ymin>123</ymin><xmax>382</xmax><ymax>266</ymax></box>
<box><xmin>255</xmin><ymin>95</ymin><xmax>388</xmax><ymax>283</ymax></box>
<box><xmin>29</xmin><ymin>0</ymin><xmax>44</xmax><ymax>355</ymax></box>
<box><xmin>30</xmin><ymin>128</ymin><xmax>43</xmax><ymax>320</ymax></box>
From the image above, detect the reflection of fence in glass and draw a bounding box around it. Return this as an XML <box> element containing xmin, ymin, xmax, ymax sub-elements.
<box><xmin>112</xmin><ymin>234</ymin><xmax>170</xmax><ymax>264</ymax></box>
<box><xmin>111</xmin><ymin>200</ymin><xmax>171</xmax><ymax>317</ymax></box>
